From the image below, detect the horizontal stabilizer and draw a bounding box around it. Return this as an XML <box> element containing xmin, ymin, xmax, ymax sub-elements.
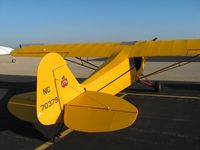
<box><xmin>64</xmin><ymin>91</ymin><xmax>138</xmax><ymax>132</ymax></box>
<box><xmin>8</xmin><ymin>92</ymin><xmax>37</xmax><ymax>122</ymax></box>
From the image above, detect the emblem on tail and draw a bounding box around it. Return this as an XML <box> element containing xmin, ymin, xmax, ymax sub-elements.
<box><xmin>61</xmin><ymin>76</ymin><xmax>68</xmax><ymax>88</ymax></box>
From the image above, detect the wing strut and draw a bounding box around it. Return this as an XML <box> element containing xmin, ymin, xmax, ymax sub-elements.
<box><xmin>75</xmin><ymin>57</ymin><xmax>99</xmax><ymax>69</ymax></box>
<box><xmin>65</xmin><ymin>57</ymin><xmax>99</xmax><ymax>71</ymax></box>
<box><xmin>140</xmin><ymin>54</ymin><xmax>200</xmax><ymax>79</ymax></box>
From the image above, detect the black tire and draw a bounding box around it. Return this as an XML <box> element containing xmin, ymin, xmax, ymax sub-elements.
<box><xmin>52</xmin><ymin>136</ymin><xmax>60</xmax><ymax>143</ymax></box>
<box><xmin>154</xmin><ymin>81</ymin><xmax>161</xmax><ymax>92</ymax></box>
<box><xmin>12</xmin><ymin>58</ymin><xmax>16</xmax><ymax>63</ymax></box>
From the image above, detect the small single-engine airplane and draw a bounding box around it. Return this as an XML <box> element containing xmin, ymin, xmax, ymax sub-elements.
<box><xmin>0</xmin><ymin>46</ymin><xmax>16</xmax><ymax>62</ymax></box>
<box><xmin>10</xmin><ymin>39</ymin><xmax>200</xmax><ymax>134</ymax></box>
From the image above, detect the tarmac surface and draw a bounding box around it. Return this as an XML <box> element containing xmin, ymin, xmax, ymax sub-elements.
<box><xmin>0</xmin><ymin>75</ymin><xmax>200</xmax><ymax>150</ymax></box>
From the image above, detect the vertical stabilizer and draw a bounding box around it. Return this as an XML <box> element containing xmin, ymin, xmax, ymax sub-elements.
<box><xmin>37</xmin><ymin>53</ymin><xmax>83</xmax><ymax>125</ymax></box>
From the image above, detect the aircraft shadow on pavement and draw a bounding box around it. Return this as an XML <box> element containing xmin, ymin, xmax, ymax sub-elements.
<box><xmin>0</xmin><ymin>75</ymin><xmax>55</xmax><ymax>141</ymax></box>
<box><xmin>0</xmin><ymin>75</ymin><xmax>87</xmax><ymax>142</ymax></box>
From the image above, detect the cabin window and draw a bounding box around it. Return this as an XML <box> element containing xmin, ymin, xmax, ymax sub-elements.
<box><xmin>130</xmin><ymin>57</ymin><xmax>142</xmax><ymax>71</ymax></box>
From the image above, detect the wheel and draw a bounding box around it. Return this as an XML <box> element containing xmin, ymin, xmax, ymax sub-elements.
<box><xmin>154</xmin><ymin>81</ymin><xmax>161</xmax><ymax>92</ymax></box>
<box><xmin>52</xmin><ymin>135</ymin><xmax>60</xmax><ymax>143</ymax></box>
<box><xmin>12</xmin><ymin>57</ymin><xmax>16</xmax><ymax>63</ymax></box>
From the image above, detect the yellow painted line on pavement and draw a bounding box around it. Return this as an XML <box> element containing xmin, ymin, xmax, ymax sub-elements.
<box><xmin>120</xmin><ymin>93</ymin><xmax>128</xmax><ymax>98</ymax></box>
<box><xmin>121</xmin><ymin>92</ymin><xmax>200</xmax><ymax>100</ymax></box>
<box><xmin>35</xmin><ymin>129</ymin><xmax>73</xmax><ymax>150</ymax></box>
<box><xmin>34</xmin><ymin>141</ymin><xmax>53</xmax><ymax>150</ymax></box>
<box><xmin>58</xmin><ymin>128</ymin><xmax>73</xmax><ymax>138</ymax></box>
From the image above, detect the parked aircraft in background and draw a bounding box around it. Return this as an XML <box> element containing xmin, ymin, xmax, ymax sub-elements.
<box><xmin>0</xmin><ymin>46</ymin><xmax>16</xmax><ymax>62</ymax></box>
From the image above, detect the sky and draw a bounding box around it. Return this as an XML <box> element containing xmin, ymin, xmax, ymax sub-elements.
<box><xmin>0</xmin><ymin>0</ymin><xmax>200</xmax><ymax>47</ymax></box>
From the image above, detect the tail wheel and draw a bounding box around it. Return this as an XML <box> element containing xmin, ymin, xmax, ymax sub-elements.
<box><xmin>154</xmin><ymin>81</ymin><xmax>161</xmax><ymax>92</ymax></box>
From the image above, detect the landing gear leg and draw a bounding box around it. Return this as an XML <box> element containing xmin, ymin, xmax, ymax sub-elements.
<box><xmin>138</xmin><ymin>78</ymin><xmax>161</xmax><ymax>92</ymax></box>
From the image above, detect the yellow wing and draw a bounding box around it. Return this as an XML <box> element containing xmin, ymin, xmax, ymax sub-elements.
<box><xmin>126</xmin><ymin>39</ymin><xmax>200</xmax><ymax>57</ymax></box>
<box><xmin>11</xmin><ymin>39</ymin><xmax>200</xmax><ymax>57</ymax></box>
<box><xmin>11</xmin><ymin>42</ymin><xmax>124</xmax><ymax>57</ymax></box>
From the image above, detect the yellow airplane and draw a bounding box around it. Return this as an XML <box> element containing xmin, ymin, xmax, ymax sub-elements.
<box><xmin>10</xmin><ymin>39</ymin><xmax>200</xmax><ymax>133</ymax></box>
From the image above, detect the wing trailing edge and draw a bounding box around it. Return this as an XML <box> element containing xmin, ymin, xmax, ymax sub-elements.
<box><xmin>11</xmin><ymin>39</ymin><xmax>200</xmax><ymax>58</ymax></box>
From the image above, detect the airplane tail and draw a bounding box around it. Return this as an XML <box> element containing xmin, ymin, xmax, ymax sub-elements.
<box><xmin>37</xmin><ymin>53</ymin><xmax>138</xmax><ymax>132</ymax></box>
<box><xmin>37</xmin><ymin>52</ymin><xmax>84</xmax><ymax>125</ymax></box>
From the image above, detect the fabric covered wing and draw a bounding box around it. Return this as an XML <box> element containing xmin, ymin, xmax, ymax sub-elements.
<box><xmin>11</xmin><ymin>39</ymin><xmax>200</xmax><ymax>57</ymax></box>
<box><xmin>126</xmin><ymin>39</ymin><xmax>200</xmax><ymax>57</ymax></box>
<box><xmin>11</xmin><ymin>43</ymin><xmax>124</xmax><ymax>57</ymax></box>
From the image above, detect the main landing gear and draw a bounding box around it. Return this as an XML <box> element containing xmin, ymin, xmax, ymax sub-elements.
<box><xmin>138</xmin><ymin>79</ymin><xmax>162</xmax><ymax>92</ymax></box>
